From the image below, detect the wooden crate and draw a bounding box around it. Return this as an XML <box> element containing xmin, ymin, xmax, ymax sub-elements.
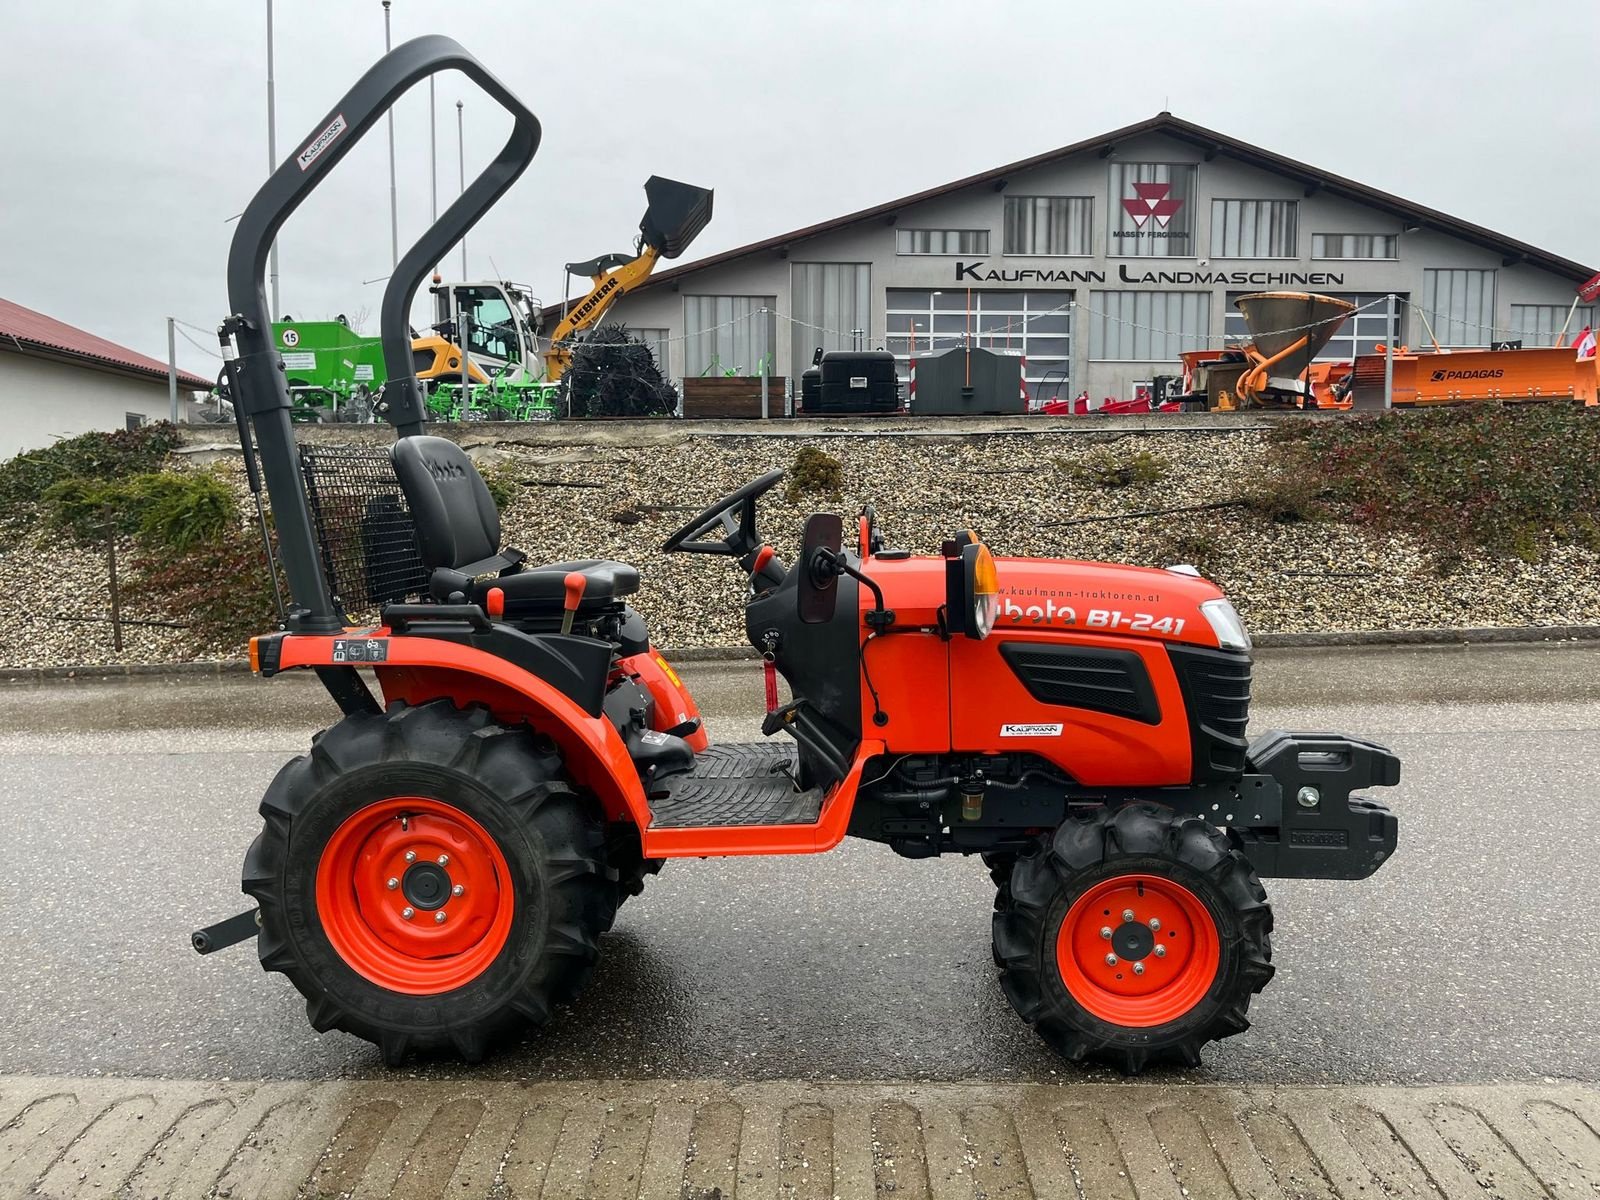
<box><xmin>681</xmin><ymin>376</ymin><xmax>788</xmax><ymax>419</ymax></box>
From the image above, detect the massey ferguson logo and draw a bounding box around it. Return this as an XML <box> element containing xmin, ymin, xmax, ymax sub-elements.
<box><xmin>1430</xmin><ymin>368</ymin><xmax>1505</xmax><ymax>381</ymax></box>
<box><xmin>1121</xmin><ymin>182</ymin><xmax>1184</xmax><ymax>229</ymax></box>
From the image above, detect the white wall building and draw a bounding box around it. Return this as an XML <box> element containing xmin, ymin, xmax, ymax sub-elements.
<box><xmin>0</xmin><ymin>298</ymin><xmax>211</xmax><ymax>459</ymax></box>
<box><xmin>597</xmin><ymin>113</ymin><xmax>1597</xmax><ymax>406</ymax></box>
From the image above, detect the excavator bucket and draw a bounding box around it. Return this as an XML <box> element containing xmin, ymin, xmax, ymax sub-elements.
<box><xmin>640</xmin><ymin>176</ymin><xmax>714</xmax><ymax>259</ymax></box>
<box><xmin>1234</xmin><ymin>292</ymin><xmax>1355</xmax><ymax>377</ymax></box>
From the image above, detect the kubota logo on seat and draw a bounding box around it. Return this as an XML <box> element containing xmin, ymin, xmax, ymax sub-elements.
<box><xmin>426</xmin><ymin>458</ymin><xmax>466</xmax><ymax>481</ymax></box>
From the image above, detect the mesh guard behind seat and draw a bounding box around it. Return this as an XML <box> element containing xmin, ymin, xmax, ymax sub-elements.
<box><xmin>299</xmin><ymin>446</ymin><xmax>429</xmax><ymax>618</ymax></box>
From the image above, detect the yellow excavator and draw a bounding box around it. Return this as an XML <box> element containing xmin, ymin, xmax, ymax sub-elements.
<box><xmin>407</xmin><ymin>177</ymin><xmax>712</xmax><ymax>417</ymax></box>
<box><xmin>542</xmin><ymin>175</ymin><xmax>713</xmax><ymax>382</ymax></box>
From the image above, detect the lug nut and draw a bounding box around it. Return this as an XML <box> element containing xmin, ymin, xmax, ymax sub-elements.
<box><xmin>404</xmin><ymin>850</ymin><xmax>417</xmax><ymax>862</ymax></box>
<box><xmin>452</xmin><ymin>884</ymin><xmax>465</xmax><ymax>897</ymax></box>
<box><xmin>1133</xmin><ymin>962</ymin><xmax>1146</xmax><ymax>976</ymax></box>
<box><xmin>1154</xmin><ymin>944</ymin><xmax>1167</xmax><ymax>958</ymax></box>
<box><xmin>1099</xmin><ymin>926</ymin><xmax>1112</xmax><ymax>939</ymax></box>
<box><xmin>1105</xmin><ymin>953</ymin><xmax>1118</xmax><ymax>966</ymax></box>
<box><xmin>435</xmin><ymin>911</ymin><xmax>447</xmax><ymax>924</ymax></box>
<box><xmin>1149</xmin><ymin>918</ymin><xmax>1161</xmax><ymax>932</ymax></box>
<box><xmin>1122</xmin><ymin>909</ymin><xmax>1136</xmax><ymax>922</ymax></box>
<box><xmin>438</xmin><ymin>854</ymin><xmax>450</xmax><ymax>866</ymax></box>
<box><xmin>386</xmin><ymin>877</ymin><xmax>399</xmax><ymax>890</ymax></box>
<box><xmin>401</xmin><ymin>907</ymin><xmax>414</xmax><ymax>920</ymax></box>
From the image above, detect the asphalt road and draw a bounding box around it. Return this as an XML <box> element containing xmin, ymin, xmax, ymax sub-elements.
<box><xmin>1</xmin><ymin>642</ymin><xmax>1597</xmax><ymax>1087</ymax></box>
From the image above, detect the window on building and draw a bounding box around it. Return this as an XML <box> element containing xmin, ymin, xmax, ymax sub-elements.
<box><xmin>124</xmin><ymin>412</ymin><xmax>145</xmax><ymax>432</ymax></box>
<box><xmin>1508</xmin><ymin>303</ymin><xmax>1596</xmax><ymax>347</ymax></box>
<box><xmin>790</xmin><ymin>263</ymin><xmax>871</xmax><ymax>375</ymax></box>
<box><xmin>896</xmin><ymin>229</ymin><xmax>990</xmax><ymax>255</ymax></box>
<box><xmin>1002</xmin><ymin>197</ymin><xmax>1092</xmax><ymax>256</ymax></box>
<box><xmin>1210</xmin><ymin>200</ymin><xmax>1298</xmax><ymax>259</ymax></box>
<box><xmin>1420</xmin><ymin>268</ymin><xmax>1496</xmax><ymax>346</ymax></box>
<box><xmin>884</xmin><ymin>288</ymin><xmax>1073</xmax><ymax>402</ymax></box>
<box><xmin>1312</xmin><ymin>233</ymin><xmax>1398</xmax><ymax>260</ymax></box>
<box><xmin>1108</xmin><ymin>162</ymin><xmax>1197</xmax><ymax>259</ymax></box>
<box><xmin>683</xmin><ymin>295</ymin><xmax>776</xmax><ymax>376</ymax></box>
<box><xmin>631</xmin><ymin>327</ymin><xmax>672</xmax><ymax>375</ymax></box>
<box><xmin>1224</xmin><ymin>292</ymin><xmax>1405</xmax><ymax>360</ymax></box>
<box><xmin>1087</xmin><ymin>291</ymin><xmax>1209</xmax><ymax>361</ymax></box>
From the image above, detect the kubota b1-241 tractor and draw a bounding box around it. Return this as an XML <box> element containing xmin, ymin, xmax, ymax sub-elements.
<box><xmin>192</xmin><ymin>37</ymin><xmax>1400</xmax><ymax>1073</ymax></box>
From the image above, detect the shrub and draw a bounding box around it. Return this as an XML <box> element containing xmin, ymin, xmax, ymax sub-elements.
<box><xmin>1067</xmin><ymin>447</ymin><xmax>1168</xmax><ymax>489</ymax></box>
<box><xmin>1264</xmin><ymin>403</ymin><xmax>1600</xmax><ymax>557</ymax></box>
<box><xmin>1242</xmin><ymin>472</ymin><xmax>1329</xmax><ymax>524</ymax></box>
<box><xmin>124</xmin><ymin>523</ymin><xmax>281</xmax><ymax>651</ymax></box>
<box><xmin>785</xmin><ymin>446</ymin><xmax>845</xmax><ymax>504</ymax></box>
<box><xmin>0</xmin><ymin>423</ymin><xmax>181</xmax><ymax>538</ymax></box>
<box><xmin>480</xmin><ymin>468</ymin><xmax>517</xmax><ymax>513</ymax></box>
<box><xmin>563</xmin><ymin>325</ymin><xmax>678</xmax><ymax>418</ymax></box>
<box><xmin>42</xmin><ymin>470</ymin><xmax>236</xmax><ymax>553</ymax></box>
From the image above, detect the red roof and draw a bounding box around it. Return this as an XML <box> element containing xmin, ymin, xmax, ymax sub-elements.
<box><xmin>0</xmin><ymin>298</ymin><xmax>213</xmax><ymax>391</ymax></box>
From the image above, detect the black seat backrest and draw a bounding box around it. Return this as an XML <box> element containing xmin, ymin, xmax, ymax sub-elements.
<box><xmin>391</xmin><ymin>436</ymin><xmax>501</xmax><ymax>572</ymax></box>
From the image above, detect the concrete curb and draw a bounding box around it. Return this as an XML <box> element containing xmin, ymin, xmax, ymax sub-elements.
<box><xmin>1</xmin><ymin>1073</ymin><xmax>1595</xmax><ymax>1199</ymax></box>
<box><xmin>6</xmin><ymin>623</ymin><xmax>1599</xmax><ymax>681</ymax></box>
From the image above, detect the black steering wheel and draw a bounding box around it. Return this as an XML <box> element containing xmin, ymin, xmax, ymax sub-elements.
<box><xmin>662</xmin><ymin>470</ymin><xmax>785</xmax><ymax>556</ymax></box>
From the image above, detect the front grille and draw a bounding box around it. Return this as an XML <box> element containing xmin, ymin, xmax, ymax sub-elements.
<box><xmin>299</xmin><ymin>446</ymin><xmax>429</xmax><ymax>619</ymax></box>
<box><xmin>1168</xmin><ymin>644</ymin><xmax>1253</xmax><ymax>780</ymax></box>
<box><xmin>999</xmin><ymin>643</ymin><xmax>1160</xmax><ymax>724</ymax></box>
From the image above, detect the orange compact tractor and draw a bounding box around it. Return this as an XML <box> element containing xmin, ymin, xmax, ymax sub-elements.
<box><xmin>193</xmin><ymin>38</ymin><xmax>1401</xmax><ymax>1073</ymax></box>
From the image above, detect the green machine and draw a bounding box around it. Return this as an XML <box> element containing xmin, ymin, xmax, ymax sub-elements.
<box><xmin>271</xmin><ymin>318</ymin><xmax>387</xmax><ymax>422</ymax></box>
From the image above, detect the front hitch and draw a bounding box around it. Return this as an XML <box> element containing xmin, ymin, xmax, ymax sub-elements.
<box><xmin>1231</xmin><ymin>730</ymin><xmax>1400</xmax><ymax>880</ymax></box>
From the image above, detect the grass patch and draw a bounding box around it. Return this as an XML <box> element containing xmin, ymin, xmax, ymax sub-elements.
<box><xmin>1263</xmin><ymin>403</ymin><xmax>1600</xmax><ymax>558</ymax></box>
<box><xmin>1159</xmin><ymin>528</ymin><xmax>1222</xmax><ymax>571</ymax></box>
<box><xmin>1067</xmin><ymin>447</ymin><xmax>1169</xmax><ymax>489</ymax></box>
<box><xmin>786</xmin><ymin>446</ymin><xmax>845</xmax><ymax>504</ymax></box>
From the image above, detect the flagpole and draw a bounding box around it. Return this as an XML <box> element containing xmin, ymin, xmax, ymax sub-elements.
<box><xmin>1553</xmin><ymin>294</ymin><xmax>1581</xmax><ymax>348</ymax></box>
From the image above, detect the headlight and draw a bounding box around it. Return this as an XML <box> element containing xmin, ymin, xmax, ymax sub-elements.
<box><xmin>966</xmin><ymin>542</ymin><xmax>1000</xmax><ymax>639</ymax></box>
<box><xmin>1200</xmin><ymin>598</ymin><xmax>1251</xmax><ymax>651</ymax></box>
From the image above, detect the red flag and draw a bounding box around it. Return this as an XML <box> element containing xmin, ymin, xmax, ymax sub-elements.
<box><xmin>1575</xmin><ymin>326</ymin><xmax>1596</xmax><ymax>360</ymax></box>
<box><xmin>1579</xmin><ymin>272</ymin><xmax>1600</xmax><ymax>303</ymax></box>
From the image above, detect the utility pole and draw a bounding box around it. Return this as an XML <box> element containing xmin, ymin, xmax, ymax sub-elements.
<box><xmin>266</xmin><ymin>0</ymin><xmax>280</xmax><ymax>318</ymax></box>
<box><xmin>167</xmin><ymin>317</ymin><xmax>179</xmax><ymax>423</ymax></box>
<box><xmin>456</xmin><ymin>100</ymin><xmax>467</xmax><ymax>278</ymax></box>
<box><xmin>1384</xmin><ymin>293</ymin><xmax>1396</xmax><ymax>410</ymax></box>
<box><xmin>383</xmin><ymin>0</ymin><xmax>398</xmax><ymax>268</ymax></box>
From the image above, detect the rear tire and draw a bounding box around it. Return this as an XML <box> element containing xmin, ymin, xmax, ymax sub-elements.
<box><xmin>992</xmin><ymin>804</ymin><xmax>1273</xmax><ymax>1073</ymax></box>
<box><xmin>243</xmin><ymin>700</ymin><xmax>616</xmax><ymax>1065</ymax></box>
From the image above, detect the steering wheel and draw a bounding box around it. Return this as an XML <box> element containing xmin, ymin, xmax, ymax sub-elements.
<box><xmin>662</xmin><ymin>470</ymin><xmax>785</xmax><ymax>556</ymax></box>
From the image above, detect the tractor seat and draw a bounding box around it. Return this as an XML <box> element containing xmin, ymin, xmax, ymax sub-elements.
<box><xmin>390</xmin><ymin>435</ymin><xmax>639</xmax><ymax>617</ymax></box>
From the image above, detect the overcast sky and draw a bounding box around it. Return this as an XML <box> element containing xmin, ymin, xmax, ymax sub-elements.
<box><xmin>3</xmin><ymin>0</ymin><xmax>1596</xmax><ymax>377</ymax></box>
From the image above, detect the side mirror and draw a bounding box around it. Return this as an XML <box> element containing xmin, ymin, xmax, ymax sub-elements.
<box><xmin>797</xmin><ymin>513</ymin><xmax>843</xmax><ymax>624</ymax></box>
<box><xmin>945</xmin><ymin>537</ymin><xmax>999</xmax><ymax>639</ymax></box>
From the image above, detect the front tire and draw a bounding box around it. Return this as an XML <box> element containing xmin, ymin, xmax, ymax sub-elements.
<box><xmin>992</xmin><ymin>804</ymin><xmax>1273</xmax><ymax>1073</ymax></box>
<box><xmin>243</xmin><ymin>700</ymin><xmax>616</xmax><ymax>1065</ymax></box>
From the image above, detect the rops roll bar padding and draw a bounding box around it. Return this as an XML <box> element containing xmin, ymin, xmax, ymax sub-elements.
<box><xmin>223</xmin><ymin>35</ymin><xmax>540</xmax><ymax>632</ymax></box>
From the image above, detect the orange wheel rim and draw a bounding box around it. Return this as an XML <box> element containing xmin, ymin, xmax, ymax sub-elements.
<box><xmin>315</xmin><ymin>797</ymin><xmax>515</xmax><ymax>995</ymax></box>
<box><xmin>1055</xmin><ymin>873</ymin><xmax>1220</xmax><ymax>1027</ymax></box>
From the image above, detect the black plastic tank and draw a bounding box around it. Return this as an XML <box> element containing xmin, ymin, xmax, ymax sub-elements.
<box><xmin>818</xmin><ymin>350</ymin><xmax>899</xmax><ymax>414</ymax></box>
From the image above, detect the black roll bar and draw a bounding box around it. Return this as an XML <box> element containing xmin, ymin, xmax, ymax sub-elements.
<box><xmin>223</xmin><ymin>35</ymin><xmax>540</xmax><ymax>632</ymax></box>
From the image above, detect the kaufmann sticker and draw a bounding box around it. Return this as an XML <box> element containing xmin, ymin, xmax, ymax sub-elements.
<box><xmin>297</xmin><ymin>113</ymin><xmax>348</xmax><ymax>170</ymax></box>
<box><xmin>1001</xmin><ymin>723</ymin><xmax>1064</xmax><ymax>737</ymax></box>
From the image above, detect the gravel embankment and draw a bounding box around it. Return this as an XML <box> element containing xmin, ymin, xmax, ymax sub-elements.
<box><xmin>3</xmin><ymin>424</ymin><xmax>1596</xmax><ymax>668</ymax></box>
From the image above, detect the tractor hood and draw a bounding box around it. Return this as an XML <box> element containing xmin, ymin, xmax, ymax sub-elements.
<box><xmin>870</xmin><ymin>554</ymin><xmax>1238</xmax><ymax>650</ymax></box>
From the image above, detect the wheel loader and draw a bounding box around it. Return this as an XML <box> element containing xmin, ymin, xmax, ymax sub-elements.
<box><xmin>193</xmin><ymin>36</ymin><xmax>1401</xmax><ymax>1073</ymax></box>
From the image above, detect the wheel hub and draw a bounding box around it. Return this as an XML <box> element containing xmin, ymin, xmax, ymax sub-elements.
<box><xmin>1055</xmin><ymin>873</ymin><xmax>1221</xmax><ymax>1028</ymax></box>
<box><xmin>315</xmin><ymin>797</ymin><xmax>515</xmax><ymax>995</ymax></box>
<box><xmin>402</xmin><ymin>861</ymin><xmax>451</xmax><ymax>910</ymax></box>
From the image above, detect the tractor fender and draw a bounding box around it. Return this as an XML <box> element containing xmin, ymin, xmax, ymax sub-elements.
<box><xmin>274</xmin><ymin>633</ymin><xmax>652</xmax><ymax>830</ymax></box>
<box><xmin>618</xmin><ymin>648</ymin><xmax>710</xmax><ymax>753</ymax></box>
